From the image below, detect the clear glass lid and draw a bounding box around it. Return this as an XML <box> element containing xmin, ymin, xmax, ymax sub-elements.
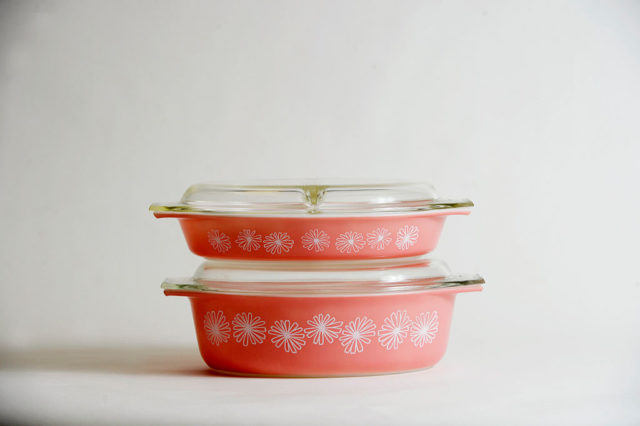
<box><xmin>150</xmin><ymin>181</ymin><xmax>473</xmax><ymax>216</ymax></box>
<box><xmin>161</xmin><ymin>257</ymin><xmax>484</xmax><ymax>296</ymax></box>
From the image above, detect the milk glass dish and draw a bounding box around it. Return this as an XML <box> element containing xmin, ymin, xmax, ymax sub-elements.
<box><xmin>150</xmin><ymin>182</ymin><xmax>473</xmax><ymax>260</ymax></box>
<box><xmin>162</xmin><ymin>257</ymin><xmax>484</xmax><ymax>377</ymax></box>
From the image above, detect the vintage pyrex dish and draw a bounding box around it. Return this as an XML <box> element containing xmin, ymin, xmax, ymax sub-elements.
<box><xmin>163</xmin><ymin>257</ymin><xmax>484</xmax><ymax>377</ymax></box>
<box><xmin>150</xmin><ymin>182</ymin><xmax>473</xmax><ymax>260</ymax></box>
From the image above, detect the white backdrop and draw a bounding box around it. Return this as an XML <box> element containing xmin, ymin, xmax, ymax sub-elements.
<box><xmin>1</xmin><ymin>1</ymin><xmax>639</xmax><ymax>424</ymax></box>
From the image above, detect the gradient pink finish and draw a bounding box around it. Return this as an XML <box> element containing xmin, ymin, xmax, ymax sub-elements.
<box><xmin>165</xmin><ymin>285</ymin><xmax>481</xmax><ymax>377</ymax></box>
<box><xmin>154</xmin><ymin>211</ymin><xmax>469</xmax><ymax>260</ymax></box>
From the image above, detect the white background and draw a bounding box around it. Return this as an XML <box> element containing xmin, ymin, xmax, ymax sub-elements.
<box><xmin>1</xmin><ymin>1</ymin><xmax>639</xmax><ymax>424</ymax></box>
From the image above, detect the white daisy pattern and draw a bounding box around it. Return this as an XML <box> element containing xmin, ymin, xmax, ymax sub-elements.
<box><xmin>335</xmin><ymin>231</ymin><xmax>366</xmax><ymax>254</ymax></box>
<box><xmin>235</xmin><ymin>229</ymin><xmax>262</xmax><ymax>252</ymax></box>
<box><xmin>263</xmin><ymin>232</ymin><xmax>294</xmax><ymax>255</ymax></box>
<box><xmin>378</xmin><ymin>310</ymin><xmax>412</xmax><ymax>350</ymax></box>
<box><xmin>395</xmin><ymin>225</ymin><xmax>419</xmax><ymax>250</ymax></box>
<box><xmin>204</xmin><ymin>310</ymin><xmax>231</xmax><ymax>346</ymax></box>
<box><xmin>410</xmin><ymin>311</ymin><xmax>439</xmax><ymax>347</ymax></box>
<box><xmin>366</xmin><ymin>227</ymin><xmax>392</xmax><ymax>250</ymax></box>
<box><xmin>305</xmin><ymin>314</ymin><xmax>343</xmax><ymax>345</ymax></box>
<box><xmin>268</xmin><ymin>320</ymin><xmax>306</xmax><ymax>353</ymax></box>
<box><xmin>232</xmin><ymin>312</ymin><xmax>267</xmax><ymax>346</ymax></box>
<box><xmin>339</xmin><ymin>316</ymin><xmax>376</xmax><ymax>355</ymax></box>
<box><xmin>208</xmin><ymin>230</ymin><xmax>231</xmax><ymax>253</ymax></box>
<box><xmin>301</xmin><ymin>229</ymin><xmax>331</xmax><ymax>253</ymax></box>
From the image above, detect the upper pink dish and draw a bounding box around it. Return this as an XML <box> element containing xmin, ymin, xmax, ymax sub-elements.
<box><xmin>150</xmin><ymin>181</ymin><xmax>472</xmax><ymax>260</ymax></box>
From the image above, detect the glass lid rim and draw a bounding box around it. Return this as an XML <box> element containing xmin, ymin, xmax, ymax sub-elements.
<box><xmin>149</xmin><ymin>200</ymin><xmax>473</xmax><ymax>215</ymax></box>
<box><xmin>161</xmin><ymin>275</ymin><xmax>485</xmax><ymax>296</ymax></box>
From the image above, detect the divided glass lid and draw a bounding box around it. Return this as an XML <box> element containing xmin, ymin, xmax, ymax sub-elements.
<box><xmin>150</xmin><ymin>181</ymin><xmax>473</xmax><ymax>216</ymax></box>
<box><xmin>162</xmin><ymin>257</ymin><xmax>485</xmax><ymax>296</ymax></box>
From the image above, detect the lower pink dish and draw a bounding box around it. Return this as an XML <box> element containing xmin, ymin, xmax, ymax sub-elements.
<box><xmin>162</xmin><ymin>258</ymin><xmax>483</xmax><ymax>377</ymax></box>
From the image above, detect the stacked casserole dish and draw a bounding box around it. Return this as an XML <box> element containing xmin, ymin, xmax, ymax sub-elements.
<box><xmin>151</xmin><ymin>182</ymin><xmax>483</xmax><ymax>377</ymax></box>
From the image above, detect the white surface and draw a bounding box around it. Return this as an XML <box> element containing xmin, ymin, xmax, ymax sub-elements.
<box><xmin>1</xmin><ymin>334</ymin><xmax>638</xmax><ymax>425</ymax></box>
<box><xmin>1</xmin><ymin>0</ymin><xmax>639</xmax><ymax>424</ymax></box>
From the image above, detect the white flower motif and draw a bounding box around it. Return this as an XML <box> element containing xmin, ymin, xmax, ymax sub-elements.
<box><xmin>410</xmin><ymin>311</ymin><xmax>439</xmax><ymax>347</ymax></box>
<box><xmin>235</xmin><ymin>229</ymin><xmax>262</xmax><ymax>252</ymax></box>
<box><xmin>268</xmin><ymin>320</ymin><xmax>306</xmax><ymax>353</ymax></box>
<box><xmin>339</xmin><ymin>316</ymin><xmax>376</xmax><ymax>355</ymax></box>
<box><xmin>335</xmin><ymin>231</ymin><xmax>365</xmax><ymax>254</ymax></box>
<box><xmin>263</xmin><ymin>232</ymin><xmax>294</xmax><ymax>255</ymax></box>
<box><xmin>204</xmin><ymin>310</ymin><xmax>231</xmax><ymax>346</ymax></box>
<box><xmin>395</xmin><ymin>225</ymin><xmax>419</xmax><ymax>250</ymax></box>
<box><xmin>366</xmin><ymin>227</ymin><xmax>392</xmax><ymax>250</ymax></box>
<box><xmin>378</xmin><ymin>310</ymin><xmax>412</xmax><ymax>350</ymax></box>
<box><xmin>232</xmin><ymin>312</ymin><xmax>266</xmax><ymax>346</ymax></box>
<box><xmin>305</xmin><ymin>314</ymin><xmax>343</xmax><ymax>345</ymax></box>
<box><xmin>208</xmin><ymin>230</ymin><xmax>231</xmax><ymax>253</ymax></box>
<box><xmin>301</xmin><ymin>229</ymin><xmax>330</xmax><ymax>253</ymax></box>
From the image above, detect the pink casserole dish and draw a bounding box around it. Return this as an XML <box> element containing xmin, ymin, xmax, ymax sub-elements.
<box><xmin>150</xmin><ymin>182</ymin><xmax>473</xmax><ymax>260</ymax></box>
<box><xmin>163</xmin><ymin>257</ymin><xmax>484</xmax><ymax>377</ymax></box>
